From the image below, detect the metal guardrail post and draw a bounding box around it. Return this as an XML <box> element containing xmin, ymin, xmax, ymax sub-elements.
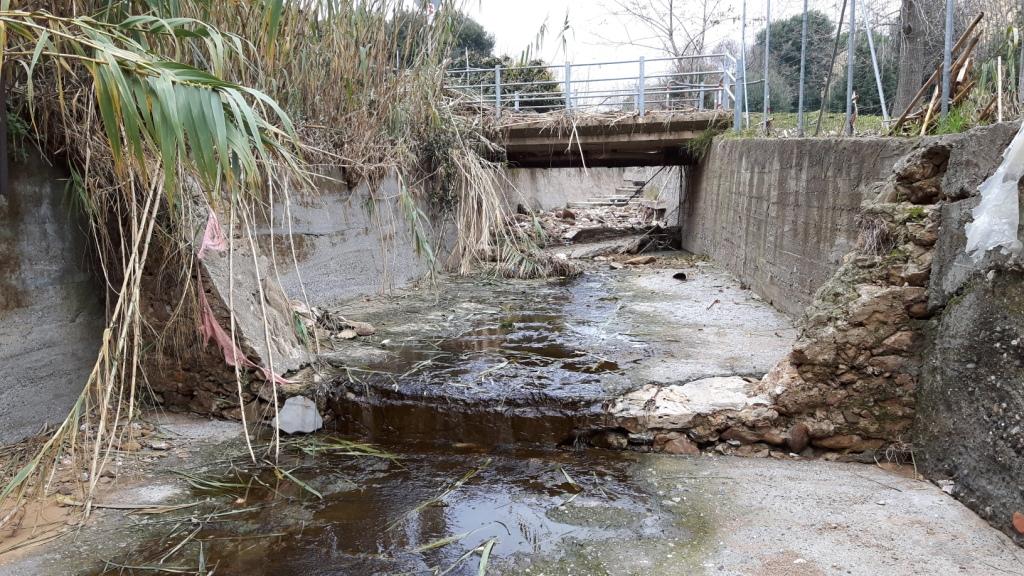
<box><xmin>638</xmin><ymin>56</ymin><xmax>646</xmax><ymax>116</ymax></box>
<box><xmin>564</xmin><ymin>62</ymin><xmax>572</xmax><ymax>110</ymax></box>
<box><xmin>514</xmin><ymin>91</ymin><xmax>520</xmax><ymax>111</ymax></box>
<box><xmin>494</xmin><ymin>65</ymin><xmax>502</xmax><ymax>118</ymax></box>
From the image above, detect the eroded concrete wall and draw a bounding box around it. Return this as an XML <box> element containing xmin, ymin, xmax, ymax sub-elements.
<box><xmin>145</xmin><ymin>173</ymin><xmax>444</xmax><ymax>416</ymax></box>
<box><xmin>681</xmin><ymin>138</ymin><xmax>916</xmax><ymax>316</ymax></box>
<box><xmin>0</xmin><ymin>156</ymin><xmax>103</xmax><ymax>444</ymax></box>
<box><xmin>914</xmin><ymin>121</ymin><xmax>1024</xmax><ymax>544</ymax></box>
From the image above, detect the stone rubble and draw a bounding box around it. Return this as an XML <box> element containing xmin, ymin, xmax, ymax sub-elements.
<box><xmin>275</xmin><ymin>395</ymin><xmax>324</xmax><ymax>434</ymax></box>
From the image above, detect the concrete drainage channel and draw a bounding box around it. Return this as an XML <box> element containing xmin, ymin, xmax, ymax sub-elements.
<box><xmin>5</xmin><ymin>131</ymin><xmax>1024</xmax><ymax>574</ymax></box>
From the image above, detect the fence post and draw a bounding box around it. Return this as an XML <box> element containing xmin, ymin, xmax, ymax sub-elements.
<box><xmin>844</xmin><ymin>0</ymin><xmax>856</xmax><ymax>135</ymax></box>
<box><xmin>494</xmin><ymin>65</ymin><xmax>502</xmax><ymax>118</ymax></box>
<box><xmin>763</xmin><ymin>0</ymin><xmax>771</xmax><ymax>133</ymax></box>
<box><xmin>940</xmin><ymin>0</ymin><xmax>954</xmax><ymax>119</ymax></box>
<box><xmin>514</xmin><ymin>91</ymin><xmax>521</xmax><ymax>112</ymax></box>
<box><xmin>864</xmin><ymin>8</ymin><xmax>890</xmax><ymax>126</ymax></box>
<box><xmin>638</xmin><ymin>56</ymin><xmax>646</xmax><ymax>116</ymax></box>
<box><xmin>564</xmin><ymin>62</ymin><xmax>572</xmax><ymax>110</ymax></box>
<box><xmin>797</xmin><ymin>0</ymin><xmax>808</xmax><ymax>136</ymax></box>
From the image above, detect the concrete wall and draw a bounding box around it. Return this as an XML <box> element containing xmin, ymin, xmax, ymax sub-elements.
<box><xmin>507</xmin><ymin>167</ymin><xmax>630</xmax><ymax>211</ymax></box>
<box><xmin>0</xmin><ymin>156</ymin><xmax>103</xmax><ymax>444</ymax></box>
<box><xmin>681</xmin><ymin>137</ymin><xmax>916</xmax><ymax>316</ymax></box>
<box><xmin>255</xmin><ymin>174</ymin><xmax>443</xmax><ymax>307</ymax></box>
<box><xmin>508</xmin><ymin>166</ymin><xmax>684</xmax><ymax>226</ymax></box>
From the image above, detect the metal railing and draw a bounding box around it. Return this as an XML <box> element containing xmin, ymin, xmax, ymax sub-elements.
<box><xmin>447</xmin><ymin>53</ymin><xmax>741</xmax><ymax>130</ymax></box>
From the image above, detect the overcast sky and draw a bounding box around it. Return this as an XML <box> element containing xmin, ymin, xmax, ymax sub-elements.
<box><xmin>461</xmin><ymin>0</ymin><xmax>898</xmax><ymax>64</ymax></box>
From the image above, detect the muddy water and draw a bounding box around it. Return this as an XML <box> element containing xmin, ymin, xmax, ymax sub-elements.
<box><xmin>87</xmin><ymin>441</ymin><xmax>710</xmax><ymax>575</ymax></box>
<box><xmin>327</xmin><ymin>273</ymin><xmax>642</xmax><ymax>447</ymax></box>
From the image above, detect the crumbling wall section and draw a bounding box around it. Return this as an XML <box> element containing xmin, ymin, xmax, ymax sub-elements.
<box><xmin>913</xmin><ymin>121</ymin><xmax>1024</xmax><ymax>544</ymax></box>
<box><xmin>141</xmin><ymin>173</ymin><xmax>443</xmax><ymax>419</ymax></box>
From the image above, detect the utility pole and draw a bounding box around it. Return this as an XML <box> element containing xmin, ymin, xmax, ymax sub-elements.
<box><xmin>940</xmin><ymin>0</ymin><xmax>954</xmax><ymax>119</ymax></box>
<box><xmin>763</xmin><ymin>0</ymin><xmax>771</xmax><ymax>134</ymax></box>
<box><xmin>845</xmin><ymin>0</ymin><xmax>856</xmax><ymax>135</ymax></box>
<box><xmin>797</xmin><ymin>0</ymin><xmax>808</xmax><ymax>136</ymax></box>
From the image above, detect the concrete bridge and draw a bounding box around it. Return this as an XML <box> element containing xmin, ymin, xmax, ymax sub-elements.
<box><xmin>448</xmin><ymin>54</ymin><xmax>741</xmax><ymax>168</ymax></box>
<box><xmin>497</xmin><ymin>110</ymin><xmax>731</xmax><ymax>168</ymax></box>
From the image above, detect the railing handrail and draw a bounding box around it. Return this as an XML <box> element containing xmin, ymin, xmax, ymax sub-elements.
<box><xmin>447</xmin><ymin>52</ymin><xmax>741</xmax><ymax>128</ymax></box>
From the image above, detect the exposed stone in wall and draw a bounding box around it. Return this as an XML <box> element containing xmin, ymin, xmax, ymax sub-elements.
<box><xmin>753</xmin><ymin>139</ymin><xmax>954</xmax><ymax>455</ymax></box>
<box><xmin>605</xmin><ymin>137</ymin><xmax>954</xmax><ymax>459</ymax></box>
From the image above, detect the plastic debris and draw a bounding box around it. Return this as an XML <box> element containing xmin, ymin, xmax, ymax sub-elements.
<box><xmin>965</xmin><ymin>123</ymin><xmax>1024</xmax><ymax>261</ymax></box>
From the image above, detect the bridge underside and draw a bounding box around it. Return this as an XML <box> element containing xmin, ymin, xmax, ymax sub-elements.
<box><xmin>499</xmin><ymin>111</ymin><xmax>731</xmax><ymax>168</ymax></box>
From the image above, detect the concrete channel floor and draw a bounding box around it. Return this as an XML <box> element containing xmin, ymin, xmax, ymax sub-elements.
<box><xmin>0</xmin><ymin>416</ymin><xmax>1020</xmax><ymax>576</ymax></box>
<box><xmin>0</xmin><ymin>256</ymin><xmax>1021</xmax><ymax>574</ymax></box>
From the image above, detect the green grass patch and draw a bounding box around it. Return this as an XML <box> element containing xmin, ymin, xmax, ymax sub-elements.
<box><xmin>721</xmin><ymin>110</ymin><xmax>887</xmax><ymax>138</ymax></box>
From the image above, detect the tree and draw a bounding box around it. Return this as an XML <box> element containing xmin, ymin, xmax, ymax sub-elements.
<box><xmin>893</xmin><ymin>0</ymin><xmax>946</xmax><ymax>116</ymax></box>
<box><xmin>396</xmin><ymin>10</ymin><xmax>495</xmax><ymax>67</ymax></box>
<box><xmin>464</xmin><ymin>56</ymin><xmax>564</xmax><ymax>112</ymax></box>
<box><xmin>601</xmin><ymin>0</ymin><xmax>735</xmax><ymax>58</ymax></box>
<box><xmin>751</xmin><ymin>11</ymin><xmax>835</xmax><ymax>112</ymax></box>
<box><xmin>827</xmin><ymin>31</ymin><xmax>898</xmax><ymax>116</ymax></box>
<box><xmin>450</xmin><ymin>11</ymin><xmax>495</xmax><ymax>63</ymax></box>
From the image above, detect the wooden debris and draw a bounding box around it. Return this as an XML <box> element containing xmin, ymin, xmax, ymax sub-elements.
<box><xmin>889</xmin><ymin>12</ymin><xmax>985</xmax><ymax>135</ymax></box>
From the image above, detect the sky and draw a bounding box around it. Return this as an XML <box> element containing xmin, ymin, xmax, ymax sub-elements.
<box><xmin>461</xmin><ymin>0</ymin><xmax>899</xmax><ymax>64</ymax></box>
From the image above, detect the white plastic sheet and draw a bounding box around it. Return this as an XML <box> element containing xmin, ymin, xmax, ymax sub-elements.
<box><xmin>965</xmin><ymin>124</ymin><xmax>1024</xmax><ymax>261</ymax></box>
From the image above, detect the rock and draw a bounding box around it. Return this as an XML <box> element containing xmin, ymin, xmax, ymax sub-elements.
<box><xmin>662</xmin><ymin>435</ymin><xmax>700</xmax><ymax>455</ymax></box>
<box><xmin>735</xmin><ymin>443</ymin><xmax>772</xmax><ymax>458</ymax></box>
<box><xmin>721</xmin><ymin>427</ymin><xmax>760</xmax><ymax>444</ymax></box>
<box><xmin>902</xmin><ymin>176</ymin><xmax>942</xmax><ymax>204</ymax></box>
<box><xmin>868</xmin><ymin>355</ymin><xmax>906</xmax><ymax>373</ymax></box>
<box><xmin>274</xmin><ymin>396</ymin><xmax>324</xmax><ymax>434</ymax></box>
<box><xmin>120</xmin><ymin>440</ymin><xmax>142</xmax><ymax>452</ymax></box>
<box><xmin>222</xmin><ymin>400</ymin><xmax>262</xmax><ymax>423</ymax></box>
<box><xmin>623</xmin><ymin>255</ymin><xmax>656</xmax><ymax>265</ymax></box>
<box><xmin>672</xmin><ymin>272</ymin><xmax>687</xmax><ymax>281</ymax></box>
<box><xmin>787</xmin><ymin>423</ymin><xmax>810</xmax><ymax>452</ymax></box>
<box><xmin>880</xmin><ymin>331</ymin><xmax>916</xmax><ymax>354</ymax></box>
<box><xmin>336</xmin><ymin>329</ymin><xmax>358</xmax><ymax>340</ymax></box>
<box><xmin>609</xmin><ymin>262</ymin><xmax>624</xmax><ymax>270</ymax></box>
<box><xmin>147</xmin><ymin>440</ymin><xmax>170</xmax><ymax>451</ymax></box>
<box><xmin>1013</xmin><ymin>512</ymin><xmax>1024</xmax><ymax>535</ymax></box>
<box><xmin>607</xmin><ymin>377</ymin><xmax>770</xmax><ymax>432</ymax></box>
<box><xmin>907</xmin><ymin>302</ymin><xmax>931</xmax><ymax>319</ymax></box>
<box><xmin>348</xmin><ymin>321</ymin><xmax>376</xmax><ymax>336</ymax></box>
<box><xmin>812</xmin><ymin>434</ymin><xmax>862</xmax><ymax>450</ymax></box>
<box><xmin>590</xmin><ymin>430</ymin><xmax>629</xmax><ymax>450</ymax></box>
